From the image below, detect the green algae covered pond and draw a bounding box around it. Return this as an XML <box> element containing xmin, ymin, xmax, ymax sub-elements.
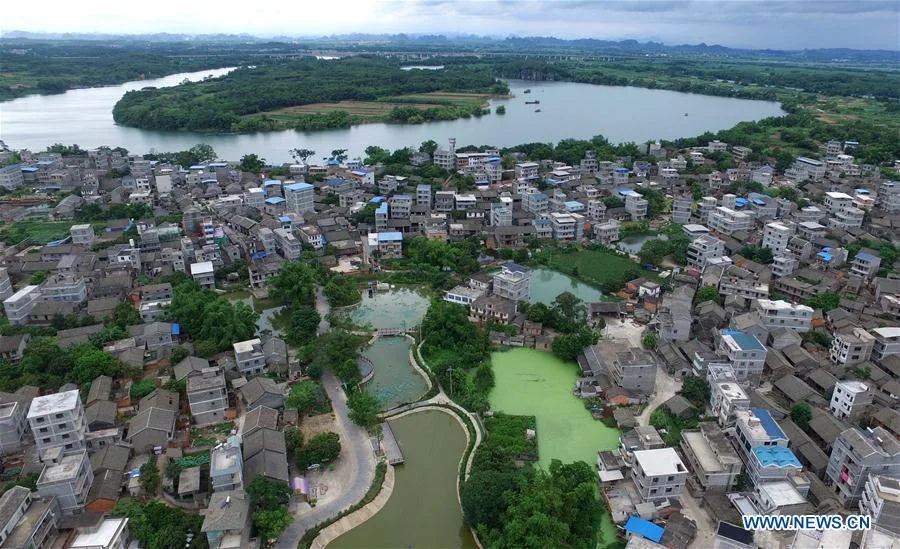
<box><xmin>329</xmin><ymin>410</ymin><xmax>475</xmax><ymax>549</ymax></box>
<box><xmin>529</xmin><ymin>268</ymin><xmax>607</xmax><ymax>304</ymax></box>
<box><xmin>489</xmin><ymin>347</ymin><xmax>621</xmax><ymax>547</ymax></box>
<box><xmin>361</xmin><ymin>336</ymin><xmax>428</xmax><ymax>411</ymax></box>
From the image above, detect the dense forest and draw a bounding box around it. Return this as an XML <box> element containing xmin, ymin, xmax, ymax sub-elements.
<box><xmin>112</xmin><ymin>57</ymin><xmax>507</xmax><ymax>132</ymax></box>
<box><xmin>0</xmin><ymin>41</ymin><xmax>255</xmax><ymax>100</ymax></box>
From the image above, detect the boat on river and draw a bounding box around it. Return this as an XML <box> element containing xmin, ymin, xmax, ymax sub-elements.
<box><xmin>525</xmin><ymin>100</ymin><xmax>540</xmax><ymax>104</ymax></box>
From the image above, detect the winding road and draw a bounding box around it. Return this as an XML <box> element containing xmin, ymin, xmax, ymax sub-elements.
<box><xmin>275</xmin><ymin>288</ymin><xmax>377</xmax><ymax>549</ymax></box>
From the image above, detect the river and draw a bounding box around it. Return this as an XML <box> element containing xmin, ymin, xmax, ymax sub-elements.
<box><xmin>0</xmin><ymin>69</ymin><xmax>783</xmax><ymax>163</ymax></box>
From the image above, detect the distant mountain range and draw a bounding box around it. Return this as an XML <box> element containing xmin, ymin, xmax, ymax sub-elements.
<box><xmin>2</xmin><ymin>31</ymin><xmax>897</xmax><ymax>62</ymax></box>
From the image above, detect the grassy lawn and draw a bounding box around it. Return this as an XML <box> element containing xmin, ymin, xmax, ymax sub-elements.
<box><xmin>0</xmin><ymin>221</ymin><xmax>82</xmax><ymax>245</ymax></box>
<box><xmin>540</xmin><ymin>247</ymin><xmax>654</xmax><ymax>289</ymax></box>
<box><xmin>258</xmin><ymin>91</ymin><xmax>491</xmax><ymax>123</ymax></box>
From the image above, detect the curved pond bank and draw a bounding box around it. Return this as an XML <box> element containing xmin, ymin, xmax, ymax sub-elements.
<box><xmin>328</xmin><ymin>410</ymin><xmax>475</xmax><ymax>549</ymax></box>
<box><xmin>489</xmin><ymin>347</ymin><xmax>621</xmax><ymax>546</ymax></box>
<box><xmin>361</xmin><ymin>336</ymin><xmax>428</xmax><ymax>411</ymax></box>
<box><xmin>529</xmin><ymin>267</ymin><xmax>607</xmax><ymax>304</ymax></box>
<box><xmin>350</xmin><ymin>288</ymin><xmax>430</xmax><ymax>330</ymax></box>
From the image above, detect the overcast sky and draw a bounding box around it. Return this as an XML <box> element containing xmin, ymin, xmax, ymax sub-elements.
<box><xmin>5</xmin><ymin>0</ymin><xmax>899</xmax><ymax>50</ymax></box>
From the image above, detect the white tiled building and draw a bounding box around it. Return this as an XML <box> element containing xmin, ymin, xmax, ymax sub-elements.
<box><xmin>3</xmin><ymin>285</ymin><xmax>41</xmax><ymax>325</ymax></box>
<box><xmin>284</xmin><ymin>182</ymin><xmax>314</xmax><ymax>215</ymax></box>
<box><xmin>871</xmin><ymin>327</ymin><xmax>900</xmax><ymax>360</ymax></box>
<box><xmin>751</xmin><ymin>299</ymin><xmax>813</xmax><ymax>332</ymax></box>
<box><xmin>631</xmin><ymin>447</ymin><xmax>688</xmax><ymax>501</ymax></box>
<box><xmin>234</xmin><ymin>339</ymin><xmax>266</xmax><ymax>376</ymax></box>
<box><xmin>708</xmin><ymin>207</ymin><xmax>751</xmax><ymax>236</ymax></box>
<box><xmin>491</xmin><ymin>263</ymin><xmax>531</xmax><ymax>302</ymax></box>
<box><xmin>762</xmin><ymin>222</ymin><xmax>794</xmax><ymax>255</ymax></box>
<box><xmin>829</xmin><ymin>380</ymin><xmax>872</xmax><ymax>420</ymax></box>
<box><xmin>27</xmin><ymin>390</ymin><xmax>86</xmax><ymax>458</ymax></box>
<box><xmin>830</xmin><ymin>327</ymin><xmax>875</xmax><ymax>365</ymax></box>
<box><xmin>69</xmin><ymin>224</ymin><xmax>95</xmax><ymax>246</ymax></box>
<box><xmin>687</xmin><ymin>235</ymin><xmax>726</xmax><ymax>269</ymax></box>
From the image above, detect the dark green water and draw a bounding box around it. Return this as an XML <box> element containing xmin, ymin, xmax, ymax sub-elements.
<box><xmin>362</xmin><ymin>337</ymin><xmax>428</xmax><ymax>411</ymax></box>
<box><xmin>329</xmin><ymin>410</ymin><xmax>475</xmax><ymax>549</ymax></box>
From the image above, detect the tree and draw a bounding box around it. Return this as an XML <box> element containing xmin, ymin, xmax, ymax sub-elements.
<box><xmin>296</xmin><ymin>432</ymin><xmax>341</xmax><ymax>470</ymax></box>
<box><xmin>139</xmin><ymin>458</ymin><xmax>161</xmax><ymax>495</ymax></box>
<box><xmin>111</xmin><ymin>301</ymin><xmax>142</xmax><ymax>327</ymax></box>
<box><xmin>681</xmin><ymin>375</ymin><xmax>710</xmax><ymax>407</ymax></box>
<box><xmin>290</xmin><ymin>148</ymin><xmax>315</xmax><ymax>164</ymax></box>
<box><xmin>419</xmin><ymin>140</ymin><xmax>439</xmax><ymax>156</ymax></box>
<box><xmin>268</xmin><ymin>261</ymin><xmax>316</xmax><ymax>308</ymax></box>
<box><xmin>638</xmin><ymin>239</ymin><xmax>671</xmax><ymax>266</ymax></box>
<box><xmin>791</xmin><ymin>402</ymin><xmax>812</xmax><ymax>430</ymax></box>
<box><xmin>461</xmin><ymin>469</ymin><xmax>519</xmax><ymax>530</ymax></box>
<box><xmin>551</xmin><ymin>326</ymin><xmax>598</xmax><ymax>361</ymax></box>
<box><xmin>803</xmin><ymin>292</ymin><xmax>841</xmax><ymax>311</ymax></box>
<box><xmin>323</xmin><ymin>276</ymin><xmax>361</xmax><ymax>307</ymax></box>
<box><xmin>247</xmin><ymin>475</ymin><xmax>292</xmax><ymax>509</ymax></box>
<box><xmin>69</xmin><ymin>344</ymin><xmax>121</xmax><ymax>384</ymax></box>
<box><xmin>286</xmin><ymin>306</ymin><xmax>320</xmax><ymax>347</ymax></box>
<box><xmin>239</xmin><ymin>153</ymin><xmax>266</xmax><ymax>173</ymax></box>
<box><xmin>287</xmin><ymin>380</ymin><xmax>324</xmax><ymax>414</ymax></box>
<box><xmin>348</xmin><ymin>390</ymin><xmax>380</xmax><ymax>428</ymax></box>
<box><xmin>364</xmin><ymin>146</ymin><xmax>391</xmax><ymax>165</ymax></box>
<box><xmin>30</xmin><ymin>271</ymin><xmax>48</xmax><ymax>284</ymax></box>
<box><xmin>549</xmin><ymin>292</ymin><xmax>586</xmax><ymax>333</ymax></box>
<box><xmin>329</xmin><ymin>149</ymin><xmax>348</xmax><ymax>164</ymax></box>
<box><xmin>694</xmin><ymin>285</ymin><xmax>720</xmax><ymax>304</ymax></box>
<box><xmin>285</xmin><ymin>427</ymin><xmax>304</xmax><ymax>461</ymax></box>
<box><xmin>254</xmin><ymin>508</ymin><xmax>294</xmax><ymax>541</ymax></box>
<box><xmin>113</xmin><ymin>499</ymin><xmax>205</xmax><ymax>549</ymax></box>
<box><xmin>189</xmin><ymin>143</ymin><xmax>216</xmax><ymax>163</ymax></box>
<box><xmin>641</xmin><ymin>332</ymin><xmax>657</xmax><ymax>349</ymax></box>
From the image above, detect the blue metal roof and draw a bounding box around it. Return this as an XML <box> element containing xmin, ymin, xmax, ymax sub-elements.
<box><xmin>21</xmin><ymin>167</ymin><xmax>38</xmax><ymax>173</ymax></box>
<box><xmin>734</xmin><ymin>197</ymin><xmax>749</xmax><ymax>207</ymax></box>
<box><xmin>565</xmin><ymin>200</ymin><xmax>584</xmax><ymax>208</ymax></box>
<box><xmin>624</xmin><ymin>517</ymin><xmax>664</xmax><ymax>543</ymax></box>
<box><xmin>855</xmin><ymin>188</ymin><xmax>871</xmax><ymax>194</ymax></box>
<box><xmin>171</xmin><ymin>324</ymin><xmax>181</xmax><ymax>336</ymax></box>
<box><xmin>263</xmin><ymin>180</ymin><xmax>281</xmax><ymax>187</ymax></box>
<box><xmin>533</xmin><ymin>192</ymin><xmax>548</xmax><ymax>200</ymax></box>
<box><xmin>278</xmin><ymin>216</ymin><xmax>292</xmax><ymax>223</ymax></box>
<box><xmin>856</xmin><ymin>251</ymin><xmax>878</xmax><ymax>262</ymax></box>
<box><xmin>721</xmin><ymin>330</ymin><xmax>764</xmax><ymax>351</ymax></box>
<box><xmin>503</xmin><ymin>262</ymin><xmax>530</xmax><ymax>273</ymax></box>
<box><xmin>818</xmin><ymin>252</ymin><xmax>833</xmax><ymax>262</ymax></box>
<box><xmin>751</xmin><ymin>407</ymin><xmax>787</xmax><ymax>440</ymax></box>
<box><xmin>752</xmin><ymin>198</ymin><xmax>766</xmax><ymax>206</ymax></box>
<box><xmin>392</xmin><ymin>194</ymin><xmax>412</xmax><ymax>200</ymax></box>
<box><xmin>285</xmin><ymin>182</ymin><xmax>313</xmax><ymax>192</ymax></box>
<box><xmin>376</xmin><ymin>203</ymin><xmax>388</xmax><ymax>214</ymax></box>
<box><xmin>416</xmin><ymin>184</ymin><xmax>431</xmax><ymax>190</ymax></box>
<box><xmin>753</xmin><ymin>446</ymin><xmax>800</xmax><ymax>468</ymax></box>
<box><xmin>351</xmin><ymin>170</ymin><xmax>368</xmax><ymax>176</ymax></box>
<box><xmin>822</xmin><ymin>246</ymin><xmax>832</xmax><ymax>252</ymax></box>
<box><xmin>368</xmin><ymin>197</ymin><xmax>386</xmax><ymax>204</ymax></box>
<box><xmin>188</xmin><ymin>165</ymin><xmax>206</xmax><ymax>170</ymax></box>
<box><xmin>265</xmin><ymin>197</ymin><xmax>286</xmax><ymax>205</ymax></box>
<box><xmin>378</xmin><ymin>231</ymin><xmax>403</xmax><ymax>242</ymax></box>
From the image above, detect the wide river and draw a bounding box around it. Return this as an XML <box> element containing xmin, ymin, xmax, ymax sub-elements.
<box><xmin>0</xmin><ymin>68</ymin><xmax>783</xmax><ymax>163</ymax></box>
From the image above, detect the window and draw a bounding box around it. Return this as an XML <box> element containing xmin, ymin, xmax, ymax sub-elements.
<box><xmin>55</xmin><ymin>413</ymin><xmax>63</xmax><ymax>419</ymax></box>
<box><xmin>666</xmin><ymin>487</ymin><xmax>673</xmax><ymax>493</ymax></box>
<box><xmin>667</xmin><ymin>476</ymin><xmax>674</xmax><ymax>481</ymax></box>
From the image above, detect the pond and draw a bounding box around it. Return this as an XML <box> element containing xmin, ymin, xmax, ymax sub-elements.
<box><xmin>361</xmin><ymin>336</ymin><xmax>428</xmax><ymax>411</ymax></box>
<box><xmin>1</xmin><ymin>71</ymin><xmax>784</xmax><ymax>163</ymax></box>
<box><xmin>489</xmin><ymin>347</ymin><xmax>621</xmax><ymax>546</ymax></box>
<box><xmin>329</xmin><ymin>410</ymin><xmax>475</xmax><ymax>549</ymax></box>
<box><xmin>617</xmin><ymin>233</ymin><xmax>669</xmax><ymax>254</ymax></box>
<box><xmin>529</xmin><ymin>267</ymin><xmax>606</xmax><ymax>304</ymax></box>
<box><xmin>350</xmin><ymin>288</ymin><xmax>430</xmax><ymax>331</ymax></box>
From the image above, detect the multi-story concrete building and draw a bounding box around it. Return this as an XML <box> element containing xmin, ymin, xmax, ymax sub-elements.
<box><xmin>298</xmin><ymin>225</ymin><xmax>324</xmax><ymax>250</ymax></box>
<box><xmin>549</xmin><ymin>212</ymin><xmax>584</xmax><ymax>241</ymax></box>
<box><xmin>716</xmin><ymin>330</ymin><xmax>766</xmax><ymax>380</ymax></box>
<box><xmin>587</xmin><ymin>200</ymin><xmax>606</xmax><ymax>222</ymax></box>
<box><xmin>374</xmin><ymin>201</ymin><xmax>388</xmax><ymax>231</ymax></box>
<box><xmin>594</xmin><ymin>219</ymin><xmax>620</xmax><ymax>244</ymax></box>
<box><xmin>3</xmin><ymin>285</ymin><xmax>41</xmax><ymax>325</ymax></box>
<box><xmin>232</xmin><ymin>338</ymin><xmax>266</xmax><ymax>376</ymax></box>
<box><xmin>697</xmin><ymin>197</ymin><xmax>717</xmax><ymax>224</ymax></box>
<box><xmin>708</xmin><ymin>207</ymin><xmax>752</xmax><ymax>236</ymax></box>
<box><xmin>433</xmin><ymin>139</ymin><xmax>457</xmax><ymax>171</ymax></box>
<box><xmin>0</xmin><ymin>268</ymin><xmax>12</xmax><ymax>302</ymax></box>
<box><xmin>872</xmin><ymin>327</ymin><xmax>900</xmax><ymax>360</ymax></box>
<box><xmin>830</xmin><ymin>380</ymin><xmax>872</xmax><ymax>421</ymax></box>
<box><xmin>0</xmin><ymin>164</ymin><xmax>25</xmax><ymax>190</ymax></box>
<box><xmin>792</xmin><ymin>157</ymin><xmax>826</xmax><ymax>180</ymax></box>
<box><xmin>284</xmin><ymin>182</ymin><xmax>314</xmax><ymax>215</ymax></box>
<box><xmin>625</xmin><ymin>194</ymin><xmax>648</xmax><ymax>221</ymax></box>
<box><xmin>515</xmin><ymin>162</ymin><xmax>539</xmax><ymax>181</ymax></box>
<box><xmin>273</xmin><ymin>228</ymin><xmax>302</xmax><ymax>260</ymax></box>
<box><xmin>187</xmin><ymin>368</ymin><xmax>228</xmax><ymax>427</ymax></box>
<box><xmin>830</xmin><ymin>327</ymin><xmax>875</xmax><ymax>365</ymax></box>
<box><xmin>416</xmin><ymin>184</ymin><xmax>432</xmax><ymax>208</ymax></box>
<box><xmin>710</xmin><ymin>381</ymin><xmax>750</xmax><ymax>427</ymax></box>
<box><xmin>826</xmin><ymin>427</ymin><xmax>900</xmax><ymax>508</ymax></box>
<box><xmin>734</xmin><ymin>408</ymin><xmax>790</xmax><ymax>476</ymax></box>
<box><xmin>751</xmin><ymin>299</ymin><xmax>812</xmax><ymax>332</ymax></box>
<box><xmin>687</xmin><ymin>235</ymin><xmax>726</xmax><ymax>269</ymax></box>
<box><xmin>27</xmin><ymin>390</ymin><xmax>86</xmax><ymax>458</ymax></box>
<box><xmin>189</xmin><ymin>261</ymin><xmax>215</xmax><ymax>290</ymax></box>
<box><xmin>876</xmin><ymin>180</ymin><xmax>900</xmax><ymax>213</ymax></box>
<box><xmin>672</xmin><ymin>196</ymin><xmax>692</xmax><ymax>224</ymax></box>
<box><xmin>390</xmin><ymin>194</ymin><xmax>412</xmax><ymax>219</ymax></box>
<box><xmin>210</xmin><ymin>436</ymin><xmax>243</xmax><ymax>492</ymax></box>
<box><xmin>363</xmin><ymin>232</ymin><xmax>403</xmax><ymax>263</ymax></box>
<box><xmin>36</xmin><ymin>450</ymin><xmax>93</xmax><ymax>515</ymax></box>
<box><xmin>824</xmin><ymin>191</ymin><xmax>865</xmax><ymax>230</ymax></box>
<box><xmin>771</xmin><ymin>254</ymin><xmax>798</xmax><ymax>279</ymax></box>
<box><xmin>490</xmin><ymin>200</ymin><xmax>513</xmax><ymax>228</ymax></box>
<box><xmin>69</xmin><ymin>224</ymin><xmax>95</xmax><ymax>246</ymax></box>
<box><xmin>611</xmin><ymin>348</ymin><xmax>657</xmax><ymax>395</ymax></box>
<box><xmin>69</xmin><ymin>517</ymin><xmax>130</xmax><ymax>549</ymax></box>
<box><xmin>434</xmin><ymin>190</ymin><xmax>456</xmax><ymax>212</ymax></box>
<box><xmin>851</xmin><ymin>250</ymin><xmax>882</xmax><ymax>279</ymax></box>
<box><xmin>40</xmin><ymin>274</ymin><xmax>87</xmax><ymax>303</ymax></box>
<box><xmin>491</xmin><ymin>263</ymin><xmax>531</xmax><ymax>302</ymax></box>
<box><xmin>681</xmin><ymin>423</ymin><xmax>743</xmax><ymax>492</ymax></box>
<box><xmin>718</xmin><ymin>277</ymin><xmax>769</xmax><ymax>303</ymax></box>
<box><xmin>243</xmin><ymin>187</ymin><xmax>265</xmax><ymax>210</ymax></box>
<box><xmin>631</xmin><ymin>447</ymin><xmax>688</xmax><ymax>501</ymax></box>
<box><xmin>860</xmin><ymin>475</ymin><xmax>900</xmax><ymax>532</ymax></box>
<box><xmin>0</xmin><ymin>486</ymin><xmax>60</xmax><ymax>548</ymax></box>
<box><xmin>762</xmin><ymin>222</ymin><xmax>794</xmax><ymax>255</ymax></box>
<box><xmin>523</xmin><ymin>191</ymin><xmax>549</xmax><ymax>215</ymax></box>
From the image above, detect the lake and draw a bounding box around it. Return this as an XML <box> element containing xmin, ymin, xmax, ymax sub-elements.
<box><xmin>529</xmin><ymin>267</ymin><xmax>606</xmax><ymax>304</ymax></box>
<box><xmin>0</xmin><ymin>70</ymin><xmax>784</xmax><ymax>164</ymax></box>
<box><xmin>349</xmin><ymin>288</ymin><xmax>430</xmax><ymax>331</ymax></box>
<box><xmin>361</xmin><ymin>336</ymin><xmax>428</xmax><ymax>411</ymax></box>
<box><xmin>617</xmin><ymin>233</ymin><xmax>669</xmax><ymax>254</ymax></box>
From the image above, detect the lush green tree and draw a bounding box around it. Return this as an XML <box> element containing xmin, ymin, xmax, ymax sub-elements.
<box><xmin>113</xmin><ymin>499</ymin><xmax>205</xmax><ymax>549</ymax></box>
<box><xmin>69</xmin><ymin>344</ymin><xmax>121</xmax><ymax>384</ymax></box>
<box><xmin>473</xmin><ymin>364</ymin><xmax>495</xmax><ymax>394</ymax></box>
<box><xmin>239</xmin><ymin>153</ymin><xmax>266</xmax><ymax>173</ymax></box>
<box><xmin>638</xmin><ymin>239</ymin><xmax>671</xmax><ymax>266</ymax></box>
<box><xmin>111</xmin><ymin>302</ymin><xmax>142</xmax><ymax>327</ymax></box>
<box><xmin>804</xmin><ymin>292</ymin><xmax>841</xmax><ymax>311</ymax></box>
<box><xmin>461</xmin><ymin>469</ymin><xmax>519</xmax><ymax>530</ymax></box>
<box><xmin>739</xmin><ymin>245</ymin><xmax>774</xmax><ymax>264</ymax></box>
<box><xmin>791</xmin><ymin>401</ymin><xmax>812</xmax><ymax>430</ymax></box>
<box><xmin>248</xmin><ymin>475</ymin><xmax>292</xmax><ymax>509</ymax></box>
<box><xmin>139</xmin><ymin>458</ymin><xmax>161</xmax><ymax>495</ymax></box>
<box><xmin>525</xmin><ymin>302</ymin><xmax>555</xmax><ymax>325</ymax></box>
<box><xmin>30</xmin><ymin>271</ymin><xmax>48</xmax><ymax>284</ymax></box>
<box><xmin>290</xmin><ymin>148</ymin><xmax>315</xmax><ymax>164</ymax></box>
<box><xmin>268</xmin><ymin>261</ymin><xmax>316</xmax><ymax>308</ymax></box>
<box><xmin>550</xmin><ymin>292</ymin><xmax>586</xmax><ymax>333</ymax></box>
<box><xmin>347</xmin><ymin>390</ymin><xmax>381</xmax><ymax>428</ymax></box>
<box><xmin>296</xmin><ymin>432</ymin><xmax>341</xmax><ymax>470</ymax></box>
<box><xmin>286</xmin><ymin>306</ymin><xmax>320</xmax><ymax>346</ymax></box>
<box><xmin>551</xmin><ymin>326</ymin><xmax>598</xmax><ymax>361</ymax></box>
<box><xmin>189</xmin><ymin>143</ymin><xmax>216</xmax><ymax>163</ymax></box>
<box><xmin>305</xmin><ymin>330</ymin><xmax>367</xmax><ymax>383</ymax></box>
<box><xmin>694</xmin><ymin>285</ymin><xmax>720</xmax><ymax>304</ymax></box>
<box><xmin>254</xmin><ymin>507</ymin><xmax>294</xmax><ymax>541</ymax></box>
<box><xmin>89</xmin><ymin>325</ymin><xmax>129</xmax><ymax>348</ymax></box>
<box><xmin>419</xmin><ymin>139</ymin><xmax>439</xmax><ymax>156</ymax></box>
<box><xmin>364</xmin><ymin>146</ymin><xmax>392</xmax><ymax>165</ymax></box>
<box><xmin>681</xmin><ymin>375</ymin><xmax>711</xmax><ymax>407</ymax></box>
<box><xmin>641</xmin><ymin>332</ymin><xmax>658</xmax><ymax>349</ymax></box>
<box><xmin>287</xmin><ymin>380</ymin><xmax>324</xmax><ymax>414</ymax></box>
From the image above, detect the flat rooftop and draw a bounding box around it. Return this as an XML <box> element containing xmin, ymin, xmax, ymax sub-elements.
<box><xmin>38</xmin><ymin>452</ymin><xmax>86</xmax><ymax>484</ymax></box>
<box><xmin>759</xmin><ymin>480</ymin><xmax>807</xmax><ymax>506</ymax></box>
<box><xmin>683</xmin><ymin>431</ymin><xmax>725</xmax><ymax>473</ymax></box>
<box><xmin>27</xmin><ymin>389</ymin><xmax>79</xmax><ymax>418</ymax></box>
<box><xmin>633</xmin><ymin>447</ymin><xmax>686</xmax><ymax>477</ymax></box>
<box><xmin>71</xmin><ymin>518</ymin><xmax>128</xmax><ymax>548</ymax></box>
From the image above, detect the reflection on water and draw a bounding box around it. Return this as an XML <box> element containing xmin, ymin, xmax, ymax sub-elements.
<box><xmin>362</xmin><ymin>337</ymin><xmax>428</xmax><ymax>411</ymax></box>
<box><xmin>350</xmin><ymin>288</ymin><xmax>430</xmax><ymax>330</ymax></box>
<box><xmin>529</xmin><ymin>268</ymin><xmax>606</xmax><ymax>304</ymax></box>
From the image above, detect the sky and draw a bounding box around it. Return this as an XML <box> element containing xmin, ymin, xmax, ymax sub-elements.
<box><xmin>4</xmin><ymin>0</ymin><xmax>900</xmax><ymax>50</ymax></box>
